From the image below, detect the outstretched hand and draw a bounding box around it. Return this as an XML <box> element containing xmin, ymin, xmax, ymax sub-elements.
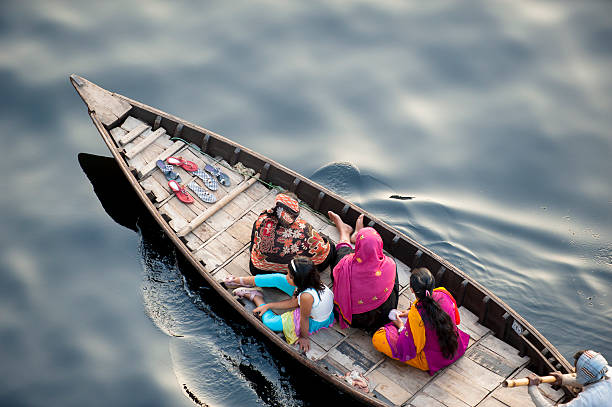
<box><xmin>253</xmin><ymin>304</ymin><xmax>270</xmax><ymax>317</ymax></box>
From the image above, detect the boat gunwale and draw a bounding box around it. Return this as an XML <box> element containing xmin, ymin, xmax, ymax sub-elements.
<box><xmin>72</xmin><ymin>74</ymin><xmax>573</xmax><ymax>405</ymax></box>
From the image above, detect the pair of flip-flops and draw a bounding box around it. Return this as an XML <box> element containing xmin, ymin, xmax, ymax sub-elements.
<box><xmin>167</xmin><ymin>156</ymin><xmax>230</xmax><ymax>187</ymax></box>
<box><xmin>166</xmin><ymin>179</ymin><xmax>217</xmax><ymax>204</ymax></box>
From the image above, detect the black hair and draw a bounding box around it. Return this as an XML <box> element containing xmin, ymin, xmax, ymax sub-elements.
<box><xmin>289</xmin><ymin>256</ymin><xmax>324</xmax><ymax>298</ymax></box>
<box><xmin>410</xmin><ymin>267</ymin><xmax>459</xmax><ymax>359</ymax></box>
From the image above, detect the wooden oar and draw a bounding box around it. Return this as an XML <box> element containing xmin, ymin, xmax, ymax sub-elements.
<box><xmin>503</xmin><ymin>373</ymin><xmax>575</xmax><ymax>388</ymax></box>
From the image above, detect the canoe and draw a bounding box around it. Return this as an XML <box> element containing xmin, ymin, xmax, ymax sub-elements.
<box><xmin>71</xmin><ymin>74</ymin><xmax>575</xmax><ymax>406</ymax></box>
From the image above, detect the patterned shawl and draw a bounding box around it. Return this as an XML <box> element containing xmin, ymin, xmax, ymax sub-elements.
<box><xmin>332</xmin><ymin>227</ymin><xmax>396</xmax><ymax>328</ymax></box>
<box><xmin>250</xmin><ymin>194</ymin><xmax>330</xmax><ymax>273</ymax></box>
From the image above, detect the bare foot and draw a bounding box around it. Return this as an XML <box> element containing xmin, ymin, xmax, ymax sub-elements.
<box><xmin>328</xmin><ymin>211</ymin><xmax>353</xmax><ymax>243</ymax></box>
<box><xmin>350</xmin><ymin>214</ymin><xmax>365</xmax><ymax>243</ymax></box>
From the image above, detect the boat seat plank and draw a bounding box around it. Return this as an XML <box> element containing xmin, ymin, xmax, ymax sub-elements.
<box><xmin>110</xmin><ymin>127</ymin><xmax>127</xmax><ymax>143</ymax></box>
<box><xmin>118</xmin><ymin>123</ymin><xmax>149</xmax><ymax>146</ymax></box>
<box><xmin>120</xmin><ymin>116</ymin><xmax>147</xmax><ymax>132</ymax></box>
<box><xmin>124</xmin><ymin>128</ymin><xmax>166</xmax><ymax>159</ymax></box>
<box><xmin>397</xmin><ymin>292</ymin><xmax>414</xmax><ymax>312</ymax></box>
<box><xmin>125</xmin><ymin>130</ymin><xmax>174</xmax><ymax>171</ymax></box>
<box><xmin>457</xmin><ymin>307</ymin><xmax>490</xmax><ymax>342</ymax></box>
<box><xmin>368</xmin><ymin>370</ymin><xmax>412</xmax><ymax>406</ymax></box>
<box><xmin>198</xmin><ymin>236</ymin><xmax>243</xmax><ymax>268</ymax></box>
<box><xmin>484</xmin><ymin>367</ymin><xmax>565</xmax><ymax>407</ymax></box>
<box><xmin>369</xmin><ymin>359</ymin><xmax>431</xmax><ymax>398</ymax></box>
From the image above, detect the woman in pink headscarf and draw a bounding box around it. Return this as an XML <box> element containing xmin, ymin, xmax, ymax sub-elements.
<box><xmin>327</xmin><ymin>212</ymin><xmax>399</xmax><ymax>332</ymax></box>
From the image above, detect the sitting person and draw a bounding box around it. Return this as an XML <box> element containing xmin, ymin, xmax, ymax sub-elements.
<box><xmin>225</xmin><ymin>257</ymin><xmax>334</xmax><ymax>351</ymax></box>
<box><xmin>327</xmin><ymin>211</ymin><xmax>399</xmax><ymax>332</ymax></box>
<box><xmin>250</xmin><ymin>192</ymin><xmax>333</xmax><ymax>275</ymax></box>
<box><xmin>372</xmin><ymin>267</ymin><xmax>469</xmax><ymax>375</ymax></box>
<box><xmin>527</xmin><ymin>350</ymin><xmax>611</xmax><ymax>406</ymax></box>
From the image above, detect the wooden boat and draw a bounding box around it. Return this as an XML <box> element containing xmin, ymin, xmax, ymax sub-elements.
<box><xmin>71</xmin><ymin>74</ymin><xmax>575</xmax><ymax>406</ymax></box>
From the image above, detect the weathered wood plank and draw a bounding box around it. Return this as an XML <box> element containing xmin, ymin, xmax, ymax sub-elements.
<box><xmin>422</xmin><ymin>367</ymin><xmax>489</xmax><ymax>406</ymax></box>
<box><xmin>327</xmin><ymin>330</ymin><xmax>384</xmax><ymax>374</ymax></box>
<box><xmin>118</xmin><ymin>123</ymin><xmax>149</xmax><ymax>146</ymax></box>
<box><xmin>120</xmin><ymin>116</ymin><xmax>147</xmax><ymax>132</ymax></box>
<box><xmin>124</xmin><ymin>127</ymin><xmax>166</xmax><ymax>159</ymax></box>
<box><xmin>444</xmin><ymin>352</ymin><xmax>504</xmax><ymax>392</ymax></box>
<box><xmin>458</xmin><ymin>306</ymin><xmax>490</xmax><ymax>342</ymax></box>
<box><xmin>467</xmin><ymin>342</ymin><xmax>527</xmax><ymax>379</ymax></box>
<box><xmin>138</xmin><ymin>140</ymin><xmax>187</xmax><ymax>179</ymax></box>
<box><xmin>370</xmin><ymin>359</ymin><xmax>431</xmax><ymax>398</ymax></box>
<box><xmin>110</xmin><ymin>127</ymin><xmax>127</xmax><ymax>143</ymax></box>
<box><xmin>310</xmin><ymin>327</ymin><xmax>345</xmax><ymax>351</ymax></box>
<box><xmin>479</xmin><ymin>334</ymin><xmax>529</xmax><ymax>368</ymax></box>
<box><xmin>71</xmin><ymin>75</ymin><xmax>131</xmax><ymax>126</ymax></box>
<box><xmin>368</xmin><ymin>370</ymin><xmax>412</xmax><ymax>406</ymax></box>
<box><xmin>221</xmin><ymin>250</ymin><xmax>251</xmax><ymax>278</ymax></box>
<box><xmin>407</xmin><ymin>393</ymin><xmax>448</xmax><ymax>407</ymax></box>
<box><xmin>226</xmin><ymin>212</ymin><xmax>258</xmax><ymax>245</ymax></box>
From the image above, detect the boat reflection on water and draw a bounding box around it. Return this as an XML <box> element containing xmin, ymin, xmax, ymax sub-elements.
<box><xmin>78</xmin><ymin>152</ymin><xmax>357</xmax><ymax>407</ymax></box>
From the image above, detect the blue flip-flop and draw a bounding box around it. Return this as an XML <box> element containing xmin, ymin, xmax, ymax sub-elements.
<box><xmin>205</xmin><ymin>164</ymin><xmax>231</xmax><ymax>187</ymax></box>
<box><xmin>157</xmin><ymin>160</ymin><xmax>182</xmax><ymax>183</ymax></box>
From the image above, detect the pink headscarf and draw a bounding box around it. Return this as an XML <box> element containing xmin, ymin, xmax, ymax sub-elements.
<box><xmin>332</xmin><ymin>227</ymin><xmax>396</xmax><ymax>328</ymax></box>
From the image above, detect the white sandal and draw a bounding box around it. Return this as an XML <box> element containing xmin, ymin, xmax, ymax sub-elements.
<box><xmin>233</xmin><ymin>287</ymin><xmax>263</xmax><ymax>302</ymax></box>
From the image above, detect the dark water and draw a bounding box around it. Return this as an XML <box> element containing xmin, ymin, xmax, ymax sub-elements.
<box><xmin>1</xmin><ymin>2</ymin><xmax>611</xmax><ymax>406</ymax></box>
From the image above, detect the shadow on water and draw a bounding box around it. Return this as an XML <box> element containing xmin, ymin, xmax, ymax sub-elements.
<box><xmin>78</xmin><ymin>153</ymin><xmax>363</xmax><ymax>407</ymax></box>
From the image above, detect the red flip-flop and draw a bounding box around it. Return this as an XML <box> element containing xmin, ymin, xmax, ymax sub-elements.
<box><xmin>166</xmin><ymin>156</ymin><xmax>198</xmax><ymax>172</ymax></box>
<box><xmin>168</xmin><ymin>180</ymin><xmax>194</xmax><ymax>204</ymax></box>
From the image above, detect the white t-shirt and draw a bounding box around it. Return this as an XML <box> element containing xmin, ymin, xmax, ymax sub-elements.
<box><xmin>298</xmin><ymin>285</ymin><xmax>334</xmax><ymax>322</ymax></box>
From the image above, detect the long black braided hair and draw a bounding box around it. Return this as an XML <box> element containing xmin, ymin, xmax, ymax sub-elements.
<box><xmin>410</xmin><ymin>267</ymin><xmax>458</xmax><ymax>359</ymax></box>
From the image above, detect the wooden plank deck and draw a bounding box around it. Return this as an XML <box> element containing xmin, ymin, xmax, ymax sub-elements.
<box><xmin>113</xmin><ymin>114</ymin><xmax>554</xmax><ymax>407</ymax></box>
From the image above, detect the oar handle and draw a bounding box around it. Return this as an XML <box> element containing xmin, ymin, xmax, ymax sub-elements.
<box><xmin>503</xmin><ymin>373</ymin><xmax>575</xmax><ymax>388</ymax></box>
